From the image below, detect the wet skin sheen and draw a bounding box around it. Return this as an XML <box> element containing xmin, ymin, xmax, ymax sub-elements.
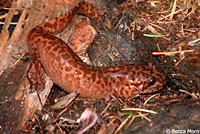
<box><xmin>27</xmin><ymin>2</ymin><xmax>166</xmax><ymax>99</ymax></box>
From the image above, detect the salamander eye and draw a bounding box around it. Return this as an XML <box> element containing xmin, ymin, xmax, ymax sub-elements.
<box><xmin>147</xmin><ymin>77</ymin><xmax>156</xmax><ymax>86</ymax></box>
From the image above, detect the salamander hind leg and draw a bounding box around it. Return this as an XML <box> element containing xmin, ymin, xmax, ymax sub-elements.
<box><xmin>27</xmin><ymin>55</ymin><xmax>44</xmax><ymax>93</ymax></box>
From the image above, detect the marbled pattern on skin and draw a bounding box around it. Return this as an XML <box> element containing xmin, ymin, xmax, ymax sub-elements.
<box><xmin>27</xmin><ymin>2</ymin><xmax>166</xmax><ymax>99</ymax></box>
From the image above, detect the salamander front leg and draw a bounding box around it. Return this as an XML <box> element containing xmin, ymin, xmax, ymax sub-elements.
<box><xmin>27</xmin><ymin>59</ymin><xmax>44</xmax><ymax>93</ymax></box>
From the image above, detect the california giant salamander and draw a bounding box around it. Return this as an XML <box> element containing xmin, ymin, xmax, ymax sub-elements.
<box><xmin>27</xmin><ymin>2</ymin><xmax>166</xmax><ymax>99</ymax></box>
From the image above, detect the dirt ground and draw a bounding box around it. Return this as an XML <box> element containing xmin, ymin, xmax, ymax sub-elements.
<box><xmin>0</xmin><ymin>0</ymin><xmax>200</xmax><ymax>133</ymax></box>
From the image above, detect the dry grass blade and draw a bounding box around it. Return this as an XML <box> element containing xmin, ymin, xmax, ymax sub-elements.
<box><xmin>152</xmin><ymin>50</ymin><xmax>196</xmax><ymax>56</ymax></box>
<box><xmin>170</xmin><ymin>0</ymin><xmax>177</xmax><ymax>20</ymax></box>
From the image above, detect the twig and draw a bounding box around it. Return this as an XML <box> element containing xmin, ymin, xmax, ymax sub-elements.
<box><xmin>158</xmin><ymin>9</ymin><xmax>183</xmax><ymax>21</ymax></box>
<box><xmin>114</xmin><ymin>114</ymin><xmax>132</xmax><ymax>134</ymax></box>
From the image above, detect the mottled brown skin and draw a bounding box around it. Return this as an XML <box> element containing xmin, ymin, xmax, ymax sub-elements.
<box><xmin>27</xmin><ymin>2</ymin><xmax>166</xmax><ymax>99</ymax></box>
